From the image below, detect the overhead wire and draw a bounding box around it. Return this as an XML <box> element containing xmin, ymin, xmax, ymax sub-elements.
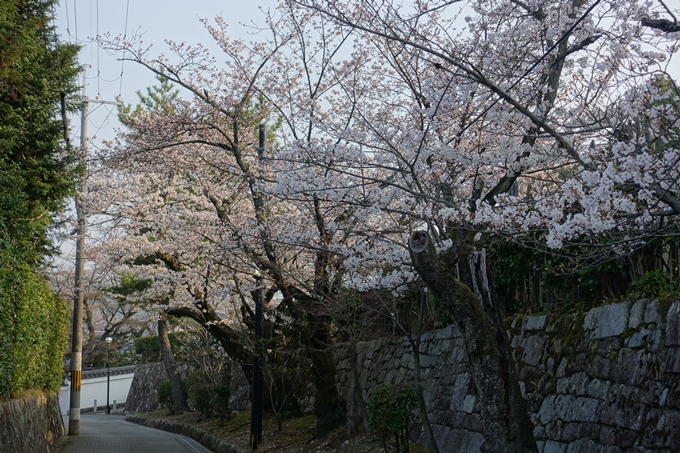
<box><xmin>96</xmin><ymin>0</ymin><xmax>101</xmax><ymax>97</ymax></box>
<box><xmin>73</xmin><ymin>0</ymin><xmax>78</xmax><ymax>42</ymax></box>
<box><xmin>119</xmin><ymin>0</ymin><xmax>131</xmax><ymax>96</ymax></box>
<box><xmin>448</xmin><ymin>0</ymin><xmax>603</xmax><ymax>142</ymax></box>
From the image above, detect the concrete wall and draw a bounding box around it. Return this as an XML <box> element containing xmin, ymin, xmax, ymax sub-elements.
<box><xmin>0</xmin><ymin>392</ymin><xmax>64</xmax><ymax>453</ymax></box>
<box><xmin>335</xmin><ymin>299</ymin><xmax>680</xmax><ymax>453</ymax></box>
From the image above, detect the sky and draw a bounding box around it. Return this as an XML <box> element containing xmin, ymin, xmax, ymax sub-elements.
<box><xmin>52</xmin><ymin>0</ymin><xmax>680</xmax><ymax>262</ymax></box>
<box><xmin>55</xmin><ymin>0</ymin><xmax>278</xmax><ymax>152</ymax></box>
<box><xmin>53</xmin><ymin>1</ymin><xmax>278</xmax><ymax>261</ymax></box>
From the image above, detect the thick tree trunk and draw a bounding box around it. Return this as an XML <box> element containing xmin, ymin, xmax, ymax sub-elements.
<box><xmin>409</xmin><ymin>231</ymin><xmax>537</xmax><ymax>453</ymax></box>
<box><xmin>158</xmin><ymin>313</ymin><xmax>189</xmax><ymax>415</ymax></box>
<box><xmin>348</xmin><ymin>340</ymin><xmax>372</xmax><ymax>439</ymax></box>
<box><xmin>306</xmin><ymin>315</ymin><xmax>347</xmax><ymax>437</ymax></box>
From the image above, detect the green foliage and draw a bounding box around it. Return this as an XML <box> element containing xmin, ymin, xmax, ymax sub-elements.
<box><xmin>0</xmin><ymin>256</ymin><xmax>69</xmax><ymax>397</ymax></box>
<box><xmin>368</xmin><ymin>383</ymin><xmax>418</xmax><ymax>453</ymax></box>
<box><xmin>184</xmin><ymin>370</ymin><xmax>231</xmax><ymax>419</ymax></box>
<box><xmin>157</xmin><ymin>380</ymin><xmax>172</xmax><ymax>408</ymax></box>
<box><xmin>157</xmin><ymin>379</ymin><xmax>188</xmax><ymax>414</ymax></box>
<box><xmin>134</xmin><ymin>331</ymin><xmax>191</xmax><ymax>361</ymax></box>
<box><xmin>118</xmin><ymin>75</ymin><xmax>180</xmax><ymax>124</ymax></box>
<box><xmin>0</xmin><ymin>0</ymin><xmax>80</xmax><ymax>264</ymax></box>
<box><xmin>627</xmin><ymin>270</ymin><xmax>678</xmax><ymax>299</ymax></box>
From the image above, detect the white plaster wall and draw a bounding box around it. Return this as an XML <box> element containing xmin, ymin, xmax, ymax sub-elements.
<box><xmin>59</xmin><ymin>373</ymin><xmax>134</xmax><ymax>415</ymax></box>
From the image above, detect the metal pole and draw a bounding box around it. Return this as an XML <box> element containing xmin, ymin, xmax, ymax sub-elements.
<box><xmin>106</xmin><ymin>343</ymin><xmax>111</xmax><ymax>414</ymax></box>
<box><xmin>68</xmin><ymin>67</ymin><xmax>88</xmax><ymax>436</ymax></box>
<box><xmin>250</xmin><ymin>275</ymin><xmax>264</xmax><ymax>450</ymax></box>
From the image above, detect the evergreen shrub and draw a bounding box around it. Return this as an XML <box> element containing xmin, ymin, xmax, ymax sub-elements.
<box><xmin>368</xmin><ymin>383</ymin><xmax>418</xmax><ymax>453</ymax></box>
<box><xmin>0</xmin><ymin>259</ymin><xmax>69</xmax><ymax>397</ymax></box>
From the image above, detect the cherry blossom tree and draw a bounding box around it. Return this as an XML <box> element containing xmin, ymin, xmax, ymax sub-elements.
<box><xmin>87</xmin><ymin>0</ymin><xmax>679</xmax><ymax>448</ymax></box>
<box><xmin>272</xmin><ymin>0</ymin><xmax>680</xmax><ymax>450</ymax></box>
<box><xmin>92</xmin><ymin>7</ymin><xmax>364</xmax><ymax>433</ymax></box>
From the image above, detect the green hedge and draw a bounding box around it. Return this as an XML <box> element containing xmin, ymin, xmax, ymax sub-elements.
<box><xmin>134</xmin><ymin>331</ymin><xmax>191</xmax><ymax>360</ymax></box>
<box><xmin>0</xmin><ymin>259</ymin><xmax>69</xmax><ymax>397</ymax></box>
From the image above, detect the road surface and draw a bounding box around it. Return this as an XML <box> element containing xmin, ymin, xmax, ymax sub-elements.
<box><xmin>56</xmin><ymin>413</ymin><xmax>213</xmax><ymax>453</ymax></box>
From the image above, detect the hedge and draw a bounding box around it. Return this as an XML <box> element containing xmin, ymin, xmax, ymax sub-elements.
<box><xmin>134</xmin><ymin>331</ymin><xmax>192</xmax><ymax>361</ymax></box>
<box><xmin>0</xmin><ymin>258</ymin><xmax>69</xmax><ymax>397</ymax></box>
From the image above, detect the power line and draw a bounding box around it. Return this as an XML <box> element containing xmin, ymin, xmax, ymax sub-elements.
<box><xmin>97</xmin><ymin>0</ymin><xmax>101</xmax><ymax>97</ymax></box>
<box><xmin>119</xmin><ymin>0</ymin><xmax>131</xmax><ymax>96</ymax></box>
<box><xmin>448</xmin><ymin>0</ymin><xmax>603</xmax><ymax>142</ymax></box>
<box><xmin>73</xmin><ymin>0</ymin><xmax>78</xmax><ymax>42</ymax></box>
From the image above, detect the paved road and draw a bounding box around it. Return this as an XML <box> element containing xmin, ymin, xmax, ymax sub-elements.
<box><xmin>57</xmin><ymin>413</ymin><xmax>213</xmax><ymax>453</ymax></box>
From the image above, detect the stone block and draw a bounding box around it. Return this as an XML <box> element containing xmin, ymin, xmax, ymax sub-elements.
<box><xmin>628</xmin><ymin>299</ymin><xmax>646</xmax><ymax>329</ymax></box>
<box><xmin>366</xmin><ymin>338</ymin><xmax>382</xmax><ymax>359</ymax></box>
<box><xmin>597</xmin><ymin>384</ymin><xmax>648</xmax><ymax>431</ymax></box>
<box><xmin>584</xmin><ymin>302</ymin><xmax>629</xmax><ymax>339</ymax></box>
<box><xmin>586</xmin><ymin>378</ymin><xmax>610</xmax><ymax>400</ymax></box>
<box><xmin>663</xmin><ymin>347</ymin><xmax>680</xmax><ymax>374</ymax></box>
<box><xmin>557</xmin><ymin>372</ymin><xmax>589</xmax><ymax>395</ymax></box>
<box><xmin>644</xmin><ymin>299</ymin><xmax>660</xmax><ymax>324</ymax></box>
<box><xmin>443</xmin><ymin>411</ymin><xmax>483</xmax><ymax>432</ymax></box>
<box><xmin>584</xmin><ymin>354</ymin><xmax>613</xmax><ymax>380</ymax></box>
<box><xmin>522</xmin><ymin>335</ymin><xmax>547</xmax><ymax>367</ymax></box>
<box><xmin>640</xmin><ymin>409</ymin><xmax>680</xmax><ymax>450</ymax></box>
<box><xmin>612</xmin><ymin>349</ymin><xmax>650</xmax><ymax>385</ymax></box>
<box><xmin>666</xmin><ymin>301</ymin><xmax>680</xmax><ymax>346</ymax></box>
<box><xmin>565</xmin><ymin>438</ymin><xmax>599</xmax><ymax>453</ymax></box>
<box><xmin>527</xmin><ymin>315</ymin><xmax>550</xmax><ymax>331</ymax></box>
<box><xmin>560</xmin><ymin>422</ymin><xmax>601</xmax><ymax>441</ymax></box>
<box><xmin>435</xmin><ymin>427</ymin><xmax>479</xmax><ymax>453</ymax></box>
<box><xmin>544</xmin><ymin>440</ymin><xmax>568</xmax><ymax>453</ymax></box>
<box><xmin>461</xmin><ymin>394</ymin><xmax>476</xmax><ymax>413</ymax></box>
<box><xmin>538</xmin><ymin>395</ymin><xmax>599</xmax><ymax>425</ymax></box>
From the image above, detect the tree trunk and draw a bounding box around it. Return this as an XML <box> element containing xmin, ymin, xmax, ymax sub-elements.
<box><xmin>158</xmin><ymin>313</ymin><xmax>189</xmax><ymax>415</ymax></box>
<box><xmin>348</xmin><ymin>340</ymin><xmax>372</xmax><ymax>439</ymax></box>
<box><xmin>306</xmin><ymin>314</ymin><xmax>346</xmax><ymax>436</ymax></box>
<box><xmin>409</xmin><ymin>231</ymin><xmax>537</xmax><ymax>453</ymax></box>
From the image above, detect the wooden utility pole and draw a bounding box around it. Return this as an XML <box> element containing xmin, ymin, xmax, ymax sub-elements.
<box><xmin>68</xmin><ymin>67</ymin><xmax>121</xmax><ymax>435</ymax></box>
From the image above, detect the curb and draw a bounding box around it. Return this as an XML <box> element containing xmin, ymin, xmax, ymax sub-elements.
<box><xmin>126</xmin><ymin>414</ymin><xmax>241</xmax><ymax>453</ymax></box>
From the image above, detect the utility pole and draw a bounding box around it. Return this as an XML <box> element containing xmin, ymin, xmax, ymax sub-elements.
<box><xmin>251</xmin><ymin>125</ymin><xmax>266</xmax><ymax>450</ymax></box>
<box><xmin>68</xmin><ymin>66</ymin><xmax>121</xmax><ymax>436</ymax></box>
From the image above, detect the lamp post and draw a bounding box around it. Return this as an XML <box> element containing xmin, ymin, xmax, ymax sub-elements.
<box><xmin>250</xmin><ymin>270</ymin><xmax>264</xmax><ymax>450</ymax></box>
<box><xmin>105</xmin><ymin>337</ymin><xmax>112</xmax><ymax>414</ymax></box>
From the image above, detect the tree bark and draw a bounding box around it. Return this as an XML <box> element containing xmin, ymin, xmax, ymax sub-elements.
<box><xmin>306</xmin><ymin>314</ymin><xmax>347</xmax><ymax>437</ymax></box>
<box><xmin>348</xmin><ymin>340</ymin><xmax>372</xmax><ymax>439</ymax></box>
<box><xmin>158</xmin><ymin>313</ymin><xmax>189</xmax><ymax>415</ymax></box>
<box><xmin>409</xmin><ymin>231</ymin><xmax>537</xmax><ymax>453</ymax></box>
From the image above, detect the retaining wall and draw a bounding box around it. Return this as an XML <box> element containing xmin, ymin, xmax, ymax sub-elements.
<box><xmin>335</xmin><ymin>299</ymin><xmax>680</xmax><ymax>453</ymax></box>
<box><xmin>0</xmin><ymin>392</ymin><xmax>64</xmax><ymax>453</ymax></box>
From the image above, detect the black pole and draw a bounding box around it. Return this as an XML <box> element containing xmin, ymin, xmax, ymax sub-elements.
<box><xmin>106</xmin><ymin>344</ymin><xmax>110</xmax><ymax>414</ymax></box>
<box><xmin>257</xmin><ymin>124</ymin><xmax>265</xmax><ymax>157</ymax></box>
<box><xmin>251</xmin><ymin>276</ymin><xmax>264</xmax><ymax>449</ymax></box>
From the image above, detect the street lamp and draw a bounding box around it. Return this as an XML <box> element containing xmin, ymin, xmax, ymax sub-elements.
<box><xmin>105</xmin><ymin>337</ymin><xmax>112</xmax><ymax>414</ymax></box>
<box><xmin>250</xmin><ymin>268</ymin><xmax>263</xmax><ymax>450</ymax></box>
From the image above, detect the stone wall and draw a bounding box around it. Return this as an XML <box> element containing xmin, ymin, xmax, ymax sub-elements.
<box><xmin>127</xmin><ymin>360</ymin><xmax>251</xmax><ymax>413</ymax></box>
<box><xmin>334</xmin><ymin>299</ymin><xmax>680</xmax><ymax>453</ymax></box>
<box><xmin>0</xmin><ymin>392</ymin><xmax>64</xmax><ymax>453</ymax></box>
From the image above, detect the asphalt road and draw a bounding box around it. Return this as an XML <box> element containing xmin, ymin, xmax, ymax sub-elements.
<box><xmin>56</xmin><ymin>413</ymin><xmax>213</xmax><ymax>453</ymax></box>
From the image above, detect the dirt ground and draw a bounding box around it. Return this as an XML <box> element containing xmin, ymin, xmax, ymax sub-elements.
<box><xmin>133</xmin><ymin>410</ymin><xmax>391</xmax><ymax>453</ymax></box>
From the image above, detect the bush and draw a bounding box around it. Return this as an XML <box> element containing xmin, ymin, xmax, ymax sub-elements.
<box><xmin>0</xmin><ymin>259</ymin><xmax>69</xmax><ymax>397</ymax></box>
<box><xmin>158</xmin><ymin>380</ymin><xmax>172</xmax><ymax>410</ymax></box>
<box><xmin>627</xmin><ymin>270</ymin><xmax>677</xmax><ymax>298</ymax></box>
<box><xmin>368</xmin><ymin>383</ymin><xmax>418</xmax><ymax>453</ymax></box>
<box><xmin>157</xmin><ymin>379</ymin><xmax>188</xmax><ymax>414</ymax></box>
<box><xmin>185</xmin><ymin>370</ymin><xmax>231</xmax><ymax>419</ymax></box>
<box><xmin>134</xmin><ymin>330</ymin><xmax>194</xmax><ymax>361</ymax></box>
<box><xmin>212</xmin><ymin>384</ymin><xmax>231</xmax><ymax>418</ymax></box>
